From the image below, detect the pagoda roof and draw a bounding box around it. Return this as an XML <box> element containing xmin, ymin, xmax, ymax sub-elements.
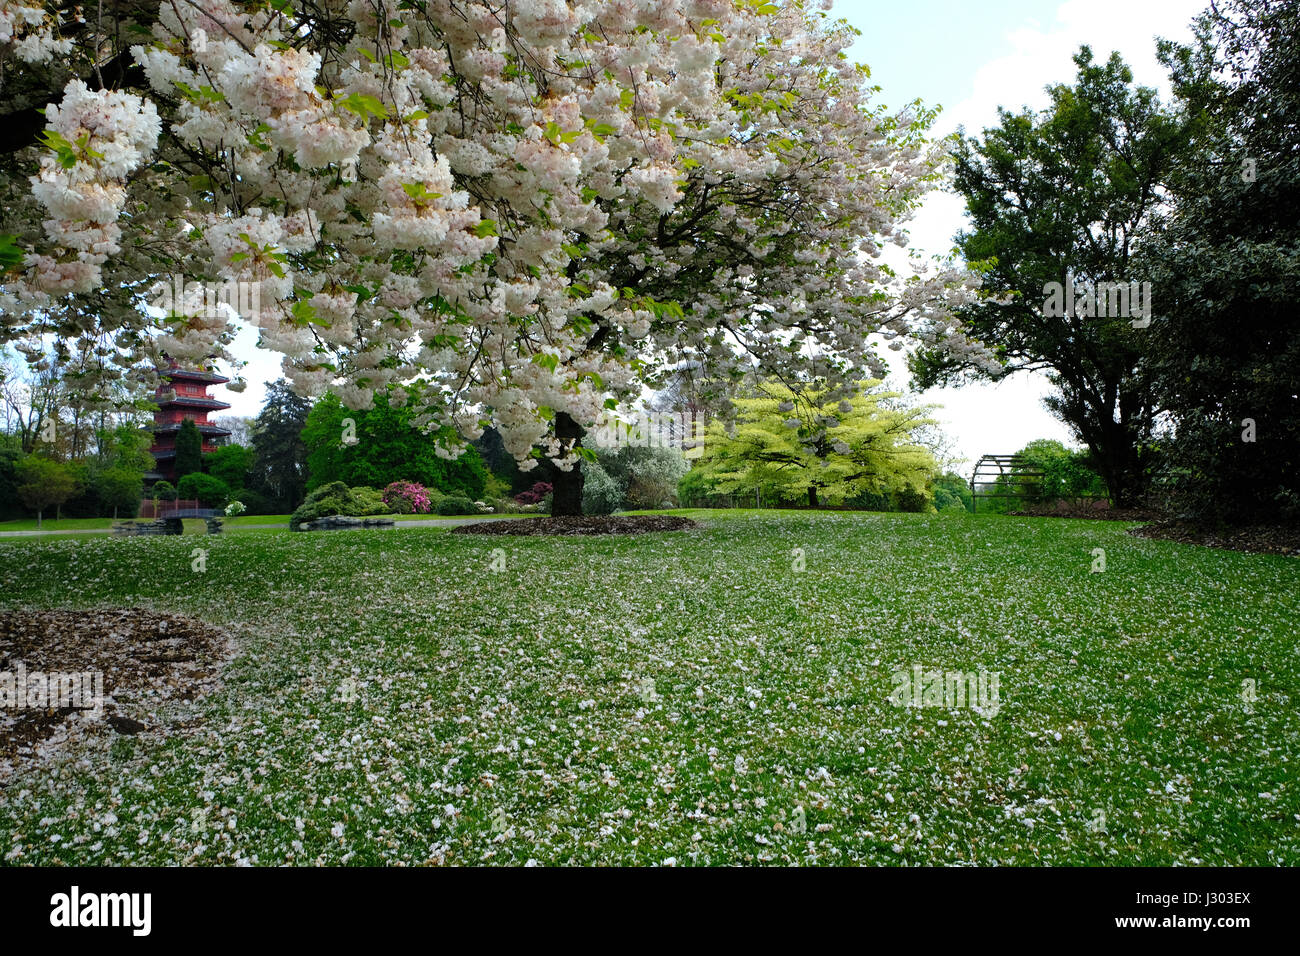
<box><xmin>156</xmin><ymin>395</ymin><xmax>231</xmax><ymax>411</ymax></box>
<box><xmin>160</xmin><ymin>365</ymin><xmax>230</xmax><ymax>384</ymax></box>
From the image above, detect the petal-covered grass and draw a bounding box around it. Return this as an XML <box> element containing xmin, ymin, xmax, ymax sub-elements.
<box><xmin>0</xmin><ymin>510</ymin><xmax>1296</xmax><ymax>865</ymax></box>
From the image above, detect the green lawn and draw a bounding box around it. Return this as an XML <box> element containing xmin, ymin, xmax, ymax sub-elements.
<box><xmin>0</xmin><ymin>515</ymin><xmax>121</xmax><ymax>533</ymax></box>
<box><xmin>0</xmin><ymin>511</ymin><xmax>518</xmax><ymax>535</ymax></box>
<box><xmin>0</xmin><ymin>510</ymin><xmax>1296</xmax><ymax>865</ymax></box>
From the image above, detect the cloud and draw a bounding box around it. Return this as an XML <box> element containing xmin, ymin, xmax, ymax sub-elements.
<box><xmin>945</xmin><ymin>0</ymin><xmax>1204</xmax><ymax>137</ymax></box>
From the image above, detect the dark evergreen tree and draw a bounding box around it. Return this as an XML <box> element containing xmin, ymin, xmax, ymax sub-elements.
<box><xmin>173</xmin><ymin>418</ymin><xmax>203</xmax><ymax>481</ymax></box>
<box><xmin>1141</xmin><ymin>0</ymin><xmax>1300</xmax><ymax>525</ymax></box>
<box><xmin>250</xmin><ymin>380</ymin><xmax>312</xmax><ymax>512</ymax></box>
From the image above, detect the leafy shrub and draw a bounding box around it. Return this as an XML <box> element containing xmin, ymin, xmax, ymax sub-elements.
<box><xmin>483</xmin><ymin>472</ymin><xmax>512</xmax><ymax>501</ymax></box>
<box><xmin>515</xmin><ymin>481</ymin><xmax>552</xmax><ymax>505</ymax></box>
<box><xmin>592</xmin><ymin>445</ymin><xmax>688</xmax><ymax>511</ymax></box>
<box><xmin>845</xmin><ymin>489</ymin><xmax>890</xmax><ymax>511</ymax></box>
<box><xmin>581</xmin><ymin>461</ymin><xmax>622</xmax><ymax>515</ymax></box>
<box><xmin>891</xmin><ymin>486</ymin><xmax>931</xmax><ymax>513</ymax></box>
<box><xmin>436</xmin><ymin>496</ymin><xmax>476</xmax><ymax>515</ymax></box>
<box><xmin>177</xmin><ymin>472</ymin><xmax>231</xmax><ymax>507</ymax></box>
<box><xmin>151</xmin><ymin>480</ymin><xmax>178</xmax><ymax>502</ymax></box>
<box><xmin>932</xmin><ymin>472</ymin><xmax>973</xmax><ymax>513</ymax></box>
<box><xmin>351</xmin><ymin>486</ymin><xmax>388</xmax><ymax>514</ymax></box>
<box><xmin>290</xmin><ymin>482</ymin><xmax>390</xmax><ymax>524</ymax></box>
<box><xmin>677</xmin><ymin>467</ymin><xmax>721</xmax><ymax>508</ymax></box>
<box><xmin>382</xmin><ymin>480</ymin><xmax>432</xmax><ymax>514</ymax></box>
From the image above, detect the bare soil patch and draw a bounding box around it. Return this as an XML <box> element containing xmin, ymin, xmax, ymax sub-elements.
<box><xmin>0</xmin><ymin>608</ymin><xmax>232</xmax><ymax>784</ymax></box>
<box><xmin>452</xmin><ymin>515</ymin><xmax>699</xmax><ymax>536</ymax></box>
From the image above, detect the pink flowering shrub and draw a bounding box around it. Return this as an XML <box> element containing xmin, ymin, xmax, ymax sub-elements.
<box><xmin>514</xmin><ymin>481</ymin><xmax>552</xmax><ymax>506</ymax></box>
<box><xmin>382</xmin><ymin>480</ymin><xmax>432</xmax><ymax>514</ymax></box>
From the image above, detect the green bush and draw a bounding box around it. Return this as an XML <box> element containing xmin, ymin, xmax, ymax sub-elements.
<box><xmin>891</xmin><ymin>486</ymin><xmax>931</xmax><ymax>514</ymax></box>
<box><xmin>152</xmin><ymin>480</ymin><xmax>178</xmax><ymax>502</ymax></box>
<box><xmin>932</xmin><ymin>472</ymin><xmax>973</xmax><ymax>513</ymax></box>
<box><xmin>581</xmin><ymin>461</ymin><xmax>622</xmax><ymax>515</ymax></box>
<box><xmin>592</xmin><ymin>445</ymin><xmax>688</xmax><ymax>511</ymax></box>
<box><xmin>351</xmin><ymin>486</ymin><xmax>388</xmax><ymax>515</ymax></box>
<box><xmin>677</xmin><ymin>466</ymin><xmax>723</xmax><ymax>508</ymax></box>
<box><xmin>845</xmin><ymin>489</ymin><xmax>890</xmax><ymax>512</ymax></box>
<box><xmin>435</xmin><ymin>496</ymin><xmax>476</xmax><ymax>516</ymax></box>
<box><xmin>290</xmin><ymin>482</ymin><xmax>390</xmax><ymax>525</ymax></box>
<box><xmin>177</xmin><ymin>472</ymin><xmax>231</xmax><ymax>507</ymax></box>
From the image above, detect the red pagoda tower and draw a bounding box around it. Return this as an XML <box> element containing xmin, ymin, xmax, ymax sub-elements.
<box><xmin>146</xmin><ymin>364</ymin><xmax>232</xmax><ymax>483</ymax></box>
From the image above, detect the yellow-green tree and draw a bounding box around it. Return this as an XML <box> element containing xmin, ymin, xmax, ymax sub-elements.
<box><xmin>694</xmin><ymin>383</ymin><xmax>937</xmax><ymax>508</ymax></box>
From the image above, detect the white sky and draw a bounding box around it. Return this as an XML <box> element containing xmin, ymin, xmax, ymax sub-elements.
<box><xmin>216</xmin><ymin>0</ymin><xmax>1208</xmax><ymax>476</ymax></box>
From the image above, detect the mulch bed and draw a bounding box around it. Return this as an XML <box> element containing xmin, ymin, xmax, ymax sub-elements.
<box><xmin>1128</xmin><ymin>520</ymin><xmax>1300</xmax><ymax>557</ymax></box>
<box><xmin>1007</xmin><ymin>504</ymin><xmax>1163</xmax><ymax>522</ymax></box>
<box><xmin>0</xmin><ymin>608</ymin><xmax>232</xmax><ymax>785</ymax></box>
<box><xmin>453</xmin><ymin>515</ymin><xmax>699</xmax><ymax>536</ymax></box>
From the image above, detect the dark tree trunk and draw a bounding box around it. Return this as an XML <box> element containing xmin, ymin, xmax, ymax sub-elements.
<box><xmin>808</xmin><ymin>486</ymin><xmax>819</xmax><ymax>509</ymax></box>
<box><xmin>1092</xmin><ymin>421</ymin><xmax>1147</xmax><ymax>509</ymax></box>
<box><xmin>551</xmin><ymin>412</ymin><xmax>586</xmax><ymax>516</ymax></box>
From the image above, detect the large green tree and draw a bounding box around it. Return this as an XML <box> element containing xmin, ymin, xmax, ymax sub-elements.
<box><xmin>96</xmin><ymin>468</ymin><xmax>144</xmax><ymax>519</ymax></box>
<box><xmin>913</xmin><ymin>48</ymin><xmax>1197</xmax><ymax>506</ymax></box>
<box><xmin>99</xmin><ymin>422</ymin><xmax>155</xmax><ymax>474</ymax></box>
<box><xmin>694</xmin><ymin>382</ymin><xmax>936</xmax><ymax>508</ymax></box>
<box><xmin>204</xmin><ymin>444</ymin><xmax>254</xmax><ymax>494</ymax></box>
<box><xmin>302</xmin><ymin>391</ymin><xmax>487</xmax><ymax>500</ymax></box>
<box><xmin>14</xmin><ymin>455</ymin><xmax>78</xmax><ymax>528</ymax></box>
<box><xmin>1140</xmin><ymin>0</ymin><xmax>1300</xmax><ymax>525</ymax></box>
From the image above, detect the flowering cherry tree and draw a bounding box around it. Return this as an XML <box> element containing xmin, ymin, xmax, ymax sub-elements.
<box><xmin>0</xmin><ymin>0</ymin><xmax>991</xmax><ymax>514</ymax></box>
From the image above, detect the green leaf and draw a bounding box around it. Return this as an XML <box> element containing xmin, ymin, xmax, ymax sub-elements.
<box><xmin>39</xmin><ymin>130</ymin><xmax>78</xmax><ymax>169</ymax></box>
<box><xmin>0</xmin><ymin>234</ymin><xmax>25</xmax><ymax>270</ymax></box>
<box><xmin>337</xmin><ymin>92</ymin><xmax>387</xmax><ymax>119</ymax></box>
<box><xmin>289</xmin><ymin>299</ymin><xmax>318</xmax><ymax>327</ymax></box>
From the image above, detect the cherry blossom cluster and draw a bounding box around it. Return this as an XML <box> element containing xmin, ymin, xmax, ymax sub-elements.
<box><xmin>23</xmin><ymin>81</ymin><xmax>161</xmax><ymax>299</ymax></box>
<box><xmin>0</xmin><ymin>1</ymin><xmax>72</xmax><ymax>72</ymax></box>
<box><xmin>1</xmin><ymin>0</ymin><xmax>993</xmax><ymax>470</ymax></box>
